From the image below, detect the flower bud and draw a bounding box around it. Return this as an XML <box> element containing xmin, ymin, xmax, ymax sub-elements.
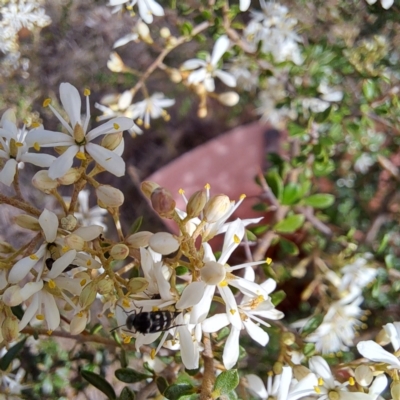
<box><xmin>118</xmin><ymin>91</ymin><xmax>133</xmax><ymax>109</ymax></box>
<box><xmin>160</xmin><ymin>27</ymin><xmax>171</xmax><ymax>39</ymax></box>
<box><xmin>293</xmin><ymin>365</ymin><xmax>311</xmax><ymax>381</ymax></box>
<box><xmin>203</xmin><ymin>194</ymin><xmax>231</xmax><ymax>223</ymax></box>
<box><xmin>2</xmin><ymin>315</ymin><xmax>19</xmax><ymax>343</ymax></box>
<box><xmin>107</xmin><ymin>52</ymin><xmax>125</xmax><ymax>72</ymax></box>
<box><xmin>273</xmin><ymin>362</ymin><xmax>283</xmax><ymax>375</ymax></box>
<box><xmin>126</xmin><ymin>231</ymin><xmax>153</xmax><ymax>248</ymax></box>
<box><xmin>151</xmin><ymin>187</ymin><xmax>176</xmax><ymax>218</ymax></box>
<box><xmin>14</xmin><ymin>214</ymin><xmax>40</xmax><ymax>230</ymax></box>
<box><xmin>137</xmin><ymin>21</ymin><xmax>153</xmax><ymax>44</ymax></box>
<box><xmin>218</xmin><ymin>92</ymin><xmax>240</xmax><ymax>106</ymax></box>
<box><xmin>355</xmin><ymin>365</ymin><xmax>373</xmax><ymax>386</ymax></box>
<box><xmin>57</xmin><ymin>168</ymin><xmax>81</xmax><ymax>185</ymax></box>
<box><xmin>97</xmin><ymin>278</ymin><xmax>114</xmax><ymax>295</ymax></box>
<box><xmin>70</xmin><ymin>311</ymin><xmax>88</xmax><ymax>335</ymax></box>
<box><xmin>96</xmin><ymin>185</ymin><xmax>124</xmax><ymax>208</ymax></box>
<box><xmin>110</xmin><ymin>244</ymin><xmax>130</xmax><ymax>260</ymax></box>
<box><xmin>61</xmin><ymin>215</ymin><xmax>77</xmax><ymax>231</ymax></box>
<box><xmin>200</xmin><ymin>261</ymin><xmax>225</xmax><ymax>285</ymax></box>
<box><xmin>281</xmin><ymin>331</ymin><xmax>295</xmax><ymax>345</ymax></box>
<box><xmin>79</xmin><ymin>281</ymin><xmax>97</xmax><ymax>308</ymax></box>
<box><xmin>186</xmin><ymin>190</ymin><xmax>207</xmax><ymax>218</ymax></box>
<box><xmin>141</xmin><ymin>180</ymin><xmax>160</xmax><ymax>199</ymax></box>
<box><xmin>149</xmin><ymin>232</ymin><xmax>180</xmax><ymax>255</ymax></box>
<box><xmin>64</xmin><ymin>234</ymin><xmax>85</xmax><ymax>251</ymax></box>
<box><xmin>32</xmin><ymin>170</ymin><xmax>59</xmax><ymax>193</ymax></box>
<box><xmin>101</xmin><ymin>132</ymin><xmax>123</xmax><ymax>151</ymax></box>
<box><xmin>168</xmin><ymin>68</ymin><xmax>182</xmax><ymax>83</ymax></box>
<box><xmin>128</xmin><ymin>277</ymin><xmax>149</xmax><ymax>293</ymax></box>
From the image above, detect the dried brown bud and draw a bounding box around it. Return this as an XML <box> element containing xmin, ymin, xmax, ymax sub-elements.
<box><xmin>151</xmin><ymin>187</ymin><xmax>176</xmax><ymax>218</ymax></box>
<box><xmin>141</xmin><ymin>180</ymin><xmax>160</xmax><ymax>199</ymax></box>
<box><xmin>186</xmin><ymin>189</ymin><xmax>207</xmax><ymax>218</ymax></box>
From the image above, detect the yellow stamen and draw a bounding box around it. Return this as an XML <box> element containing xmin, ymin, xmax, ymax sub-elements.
<box><xmin>122</xmin><ymin>298</ymin><xmax>130</xmax><ymax>308</ymax></box>
<box><xmin>31</xmin><ymin>122</ymin><xmax>40</xmax><ymax>128</ymax></box>
<box><xmin>107</xmin><ymin>312</ymin><xmax>114</xmax><ymax>318</ymax></box>
<box><xmin>84</xmin><ymin>88</ymin><xmax>91</xmax><ymax>96</ymax></box>
<box><xmin>144</xmin><ymin>122</ymin><xmax>150</xmax><ymax>129</ymax></box>
<box><xmin>239</xmin><ymin>193</ymin><xmax>246</xmax><ymax>200</ymax></box>
<box><xmin>233</xmin><ymin>234</ymin><xmax>240</xmax><ymax>244</ymax></box>
<box><xmin>43</xmin><ymin>98</ymin><xmax>51</xmax><ymax>107</ymax></box>
<box><xmin>266</xmin><ymin>257</ymin><xmax>273</xmax><ymax>265</ymax></box>
<box><xmin>47</xmin><ymin>330</ymin><xmax>53</xmax><ymax>336</ymax></box>
<box><xmin>36</xmin><ymin>314</ymin><xmax>45</xmax><ymax>321</ymax></box>
<box><xmin>151</xmin><ymin>348</ymin><xmax>156</xmax><ymax>359</ymax></box>
<box><xmin>204</xmin><ymin>183</ymin><xmax>210</xmax><ymax>189</ymax></box>
<box><xmin>113</xmin><ymin>123</ymin><xmax>120</xmax><ymax>130</ymax></box>
<box><xmin>123</xmin><ymin>336</ymin><xmax>132</xmax><ymax>344</ymax></box>
<box><xmin>318</xmin><ymin>377</ymin><xmax>324</xmax><ymax>386</ymax></box>
<box><xmin>80</xmin><ymin>279</ymin><xmax>87</xmax><ymax>286</ymax></box>
<box><xmin>136</xmin><ymin>118</ymin><xmax>143</xmax><ymax>126</ymax></box>
<box><xmin>86</xmin><ymin>259</ymin><xmax>92</xmax><ymax>266</ymax></box>
<box><xmin>76</xmin><ymin>151</ymin><xmax>86</xmax><ymax>160</ymax></box>
<box><xmin>62</xmin><ymin>245</ymin><xmax>69</xmax><ymax>253</ymax></box>
<box><xmin>152</xmin><ymin>306</ymin><xmax>159</xmax><ymax>312</ymax></box>
<box><xmin>48</xmin><ymin>279</ymin><xmax>56</xmax><ymax>289</ymax></box>
<box><xmin>179</xmin><ymin>188</ymin><xmax>185</xmax><ymax>195</ymax></box>
<box><xmin>30</xmin><ymin>254</ymin><xmax>39</xmax><ymax>260</ymax></box>
<box><xmin>230</xmin><ymin>309</ymin><xmax>236</xmax><ymax>315</ymax></box>
<box><xmin>314</xmin><ymin>386</ymin><xmax>321</xmax><ymax>394</ymax></box>
<box><xmin>15</xmin><ymin>142</ymin><xmax>23</xmax><ymax>147</ymax></box>
<box><xmin>33</xmin><ymin>142</ymin><xmax>40</xmax><ymax>151</ymax></box>
<box><xmin>77</xmin><ymin>311</ymin><xmax>83</xmax><ymax>318</ymax></box>
<box><xmin>348</xmin><ymin>377</ymin><xmax>355</xmax><ymax>386</ymax></box>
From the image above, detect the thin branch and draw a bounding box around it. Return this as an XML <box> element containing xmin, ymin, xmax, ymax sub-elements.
<box><xmin>200</xmin><ymin>333</ymin><xmax>215</xmax><ymax>400</ymax></box>
<box><xmin>0</xmin><ymin>193</ymin><xmax>41</xmax><ymax>216</ymax></box>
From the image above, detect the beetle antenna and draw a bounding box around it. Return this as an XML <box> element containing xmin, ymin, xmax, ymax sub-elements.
<box><xmin>110</xmin><ymin>323</ymin><xmax>126</xmax><ymax>333</ymax></box>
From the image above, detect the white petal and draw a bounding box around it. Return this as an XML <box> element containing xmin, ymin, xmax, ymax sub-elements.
<box><xmin>223</xmin><ymin>327</ymin><xmax>240</xmax><ymax>369</ymax></box>
<box><xmin>48</xmin><ymin>145</ymin><xmax>79</xmax><ymax>179</ymax></box>
<box><xmin>39</xmin><ymin>209</ymin><xmax>59</xmax><ymax>243</ymax></box>
<box><xmin>178</xmin><ymin>326</ymin><xmax>199</xmax><ymax>370</ymax></box>
<box><xmin>43</xmin><ymin>291</ymin><xmax>60</xmax><ymax>331</ymax></box>
<box><xmin>60</xmin><ymin>83</ymin><xmax>82</xmax><ymax>128</ymax></box>
<box><xmin>73</xmin><ymin>225</ymin><xmax>103</xmax><ymax>241</ymax></box>
<box><xmin>190</xmin><ymin>285</ymin><xmax>216</xmax><ymax>324</ymax></box>
<box><xmin>21</xmin><ymin>153</ymin><xmax>56</xmax><ymax>167</ymax></box>
<box><xmin>204</xmin><ymin>77</ymin><xmax>215</xmax><ymax>92</ymax></box>
<box><xmin>211</xmin><ymin>35</ymin><xmax>230</xmax><ymax>66</ymax></box>
<box><xmin>245</xmin><ymin>375</ymin><xmax>268</xmax><ymax>398</ymax></box>
<box><xmin>289</xmin><ymin>373</ymin><xmax>319</xmax><ymax>400</ymax></box>
<box><xmin>86</xmin><ymin>117</ymin><xmax>133</xmax><ymax>141</ymax></box>
<box><xmin>113</xmin><ymin>33</ymin><xmax>139</xmax><ymax>48</ymax></box>
<box><xmin>309</xmin><ymin>356</ymin><xmax>335</xmax><ymax>382</ymax></box>
<box><xmin>86</xmin><ymin>142</ymin><xmax>125</xmax><ymax>177</ymax></box>
<box><xmin>176</xmin><ymin>282</ymin><xmax>207</xmax><ymax>309</ymax></box>
<box><xmin>243</xmin><ymin>318</ymin><xmax>269</xmax><ymax>345</ymax></box>
<box><xmin>138</xmin><ymin>1</ymin><xmax>154</xmax><ymax>24</ymax></box>
<box><xmin>384</xmin><ymin>323</ymin><xmax>400</xmax><ymax>351</ymax></box>
<box><xmin>18</xmin><ymin>292</ymin><xmax>40</xmax><ymax>330</ymax></box>
<box><xmin>278</xmin><ymin>366</ymin><xmax>292</xmax><ymax>400</ymax></box>
<box><xmin>0</xmin><ymin>158</ymin><xmax>17</xmax><ymax>186</ymax></box>
<box><xmin>146</xmin><ymin>0</ymin><xmax>164</xmax><ymax>16</ymax></box>
<box><xmin>26</xmin><ymin>129</ymin><xmax>73</xmax><ymax>147</ymax></box>
<box><xmin>239</xmin><ymin>0</ymin><xmax>251</xmax><ymax>11</ymax></box>
<box><xmin>202</xmin><ymin>313</ymin><xmax>230</xmax><ymax>333</ymax></box>
<box><xmin>381</xmin><ymin>0</ymin><xmax>394</xmax><ymax>8</ymax></box>
<box><xmin>181</xmin><ymin>59</ymin><xmax>207</xmax><ymax>70</ymax></box>
<box><xmin>219</xmin><ymin>285</ymin><xmax>242</xmax><ymax>329</ymax></box>
<box><xmin>215</xmin><ymin>70</ymin><xmax>237</xmax><ymax>87</ymax></box>
<box><xmin>357</xmin><ymin>340</ymin><xmax>400</xmax><ymax>367</ymax></box>
<box><xmin>47</xmin><ymin>250</ymin><xmax>77</xmax><ymax>279</ymax></box>
<box><xmin>187</xmin><ymin>68</ymin><xmax>208</xmax><ymax>85</ymax></box>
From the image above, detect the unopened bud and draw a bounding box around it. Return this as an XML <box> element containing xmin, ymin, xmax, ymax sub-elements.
<box><xmin>281</xmin><ymin>331</ymin><xmax>295</xmax><ymax>345</ymax></box>
<box><xmin>203</xmin><ymin>194</ymin><xmax>231</xmax><ymax>223</ymax></box>
<box><xmin>198</xmin><ymin>106</ymin><xmax>207</xmax><ymax>118</ymax></box>
<box><xmin>141</xmin><ymin>180</ymin><xmax>160</xmax><ymax>199</ymax></box>
<box><xmin>97</xmin><ymin>279</ymin><xmax>114</xmax><ymax>295</ymax></box>
<box><xmin>128</xmin><ymin>277</ymin><xmax>149</xmax><ymax>293</ymax></box>
<box><xmin>32</xmin><ymin>170</ymin><xmax>59</xmax><ymax>193</ymax></box>
<box><xmin>149</xmin><ymin>232</ymin><xmax>180</xmax><ymax>255</ymax></box>
<box><xmin>2</xmin><ymin>315</ymin><xmax>19</xmax><ymax>342</ymax></box>
<box><xmin>61</xmin><ymin>215</ymin><xmax>77</xmax><ymax>231</ymax></box>
<box><xmin>70</xmin><ymin>311</ymin><xmax>88</xmax><ymax>335</ymax></box>
<box><xmin>57</xmin><ymin>168</ymin><xmax>81</xmax><ymax>185</ymax></box>
<box><xmin>96</xmin><ymin>185</ymin><xmax>124</xmax><ymax>208</ymax></box>
<box><xmin>126</xmin><ymin>231</ymin><xmax>153</xmax><ymax>248</ymax></box>
<box><xmin>64</xmin><ymin>234</ymin><xmax>85</xmax><ymax>251</ymax></box>
<box><xmin>110</xmin><ymin>244</ymin><xmax>130</xmax><ymax>260</ymax></box>
<box><xmin>101</xmin><ymin>132</ymin><xmax>123</xmax><ymax>151</ymax></box>
<box><xmin>14</xmin><ymin>214</ymin><xmax>40</xmax><ymax>230</ymax></box>
<box><xmin>273</xmin><ymin>361</ymin><xmax>283</xmax><ymax>375</ymax></box>
<box><xmin>200</xmin><ymin>261</ymin><xmax>225</xmax><ymax>285</ymax></box>
<box><xmin>168</xmin><ymin>68</ymin><xmax>182</xmax><ymax>83</ymax></box>
<box><xmin>118</xmin><ymin>90</ymin><xmax>133</xmax><ymax>109</ymax></box>
<box><xmin>160</xmin><ymin>27</ymin><xmax>171</xmax><ymax>39</ymax></box>
<box><xmin>218</xmin><ymin>92</ymin><xmax>240</xmax><ymax>106</ymax></box>
<box><xmin>107</xmin><ymin>52</ymin><xmax>125</xmax><ymax>72</ymax></box>
<box><xmin>151</xmin><ymin>187</ymin><xmax>176</xmax><ymax>218</ymax></box>
<box><xmin>293</xmin><ymin>365</ymin><xmax>311</xmax><ymax>381</ymax></box>
<box><xmin>137</xmin><ymin>21</ymin><xmax>153</xmax><ymax>44</ymax></box>
<box><xmin>186</xmin><ymin>189</ymin><xmax>207</xmax><ymax>218</ymax></box>
<box><xmin>79</xmin><ymin>281</ymin><xmax>97</xmax><ymax>308</ymax></box>
<box><xmin>355</xmin><ymin>365</ymin><xmax>373</xmax><ymax>386</ymax></box>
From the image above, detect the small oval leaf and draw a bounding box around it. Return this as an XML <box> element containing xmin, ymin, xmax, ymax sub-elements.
<box><xmin>115</xmin><ymin>368</ymin><xmax>152</xmax><ymax>383</ymax></box>
<box><xmin>164</xmin><ymin>384</ymin><xmax>194</xmax><ymax>400</ymax></box>
<box><xmin>81</xmin><ymin>370</ymin><xmax>116</xmax><ymax>400</ymax></box>
<box><xmin>303</xmin><ymin>194</ymin><xmax>335</xmax><ymax>209</ymax></box>
<box><xmin>119</xmin><ymin>387</ymin><xmax>135</xmax><ymax>400</ymax></box>
<box><xmin>301</xmin><ymin>314</ymin><xmax>324</xmax><ymax>336</ymax></box>
<box><xmin>274</xmin><ymin>214</ymin><xmax>305</xmax><ymax>233</ymax></box>
<box><xmin>156</xmin><ymin>376</ymin><xmax>169</xmax><ymax>395</ymax></box>
<box><xmin>0</xmin><ymin>337</ymin><xmax>26</xmax><ymax>371</ymax></box>
<box><xmin>213</xmin><ymin>370</ymin><xmax>239</xmax><ymax>396</ymax></box>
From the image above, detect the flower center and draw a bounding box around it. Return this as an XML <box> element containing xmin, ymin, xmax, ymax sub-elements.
<box><xmin>73</xmin><ymin>123</ymin><xmax>86</xmax><ymax>145</ymax></box>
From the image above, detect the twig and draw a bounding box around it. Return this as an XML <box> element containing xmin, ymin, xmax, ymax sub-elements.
<box><xmin>295</xmin><ymin>206</ymin><xmax>333</xmax><ymax>237</ymax></box>
<box><xmin>200</xmin><ymin>333</ymin><xmax>215</xmax><ymax>400</ymax></box>
<box><xmin>0</xmin><ymin>193</ymin><xmax>41</xmax><ymax>216</ymax></box>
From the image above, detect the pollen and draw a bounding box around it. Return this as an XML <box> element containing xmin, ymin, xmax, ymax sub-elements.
<box><xmin>15</xmin><ymin>142</ymin><xmax>23</xmax><ymax>147</ymax></box>
<box><xmin>179</xmin><ymin>188</ymin><xmax>185</xmax><ymax>195</ymax></box>
<box><xmin>33</xmin><ymin>142</ymin><xmax>40</xmax><ymax>151</ymax></box>
<box><xmin>204</xmin><ymin>183</ymin><xmax>210</xmax><ymax>189</ymax></box>
<box><xmin>62</xmin><ymin>245</ymin><xmax>69</xmax><ymax>253</ymax></box>
<box><xmin>318</xmin><ymin>377</ymin><xmax>324</xmax><ymax>386</ymax></box>
<box><xmin>36</xmin><ymin>314</ymin><xmax>45</xmax><ymax>320</ymax></box>
<box><xmin>80</xmin><ymin>279</ymin><xmax>87</xmax><ymax>286</ymax></box>
<box><xmin>239</xmin><ymin>193</ymin><xmax>246</xmax><ymax>200</ymax></box>
<box><xmin>43</xmin><ymin>98</ymin><xmax>51</xmax><ymax>107</ymax></box>
<box><xmin>266</xmin><ymin>257</ymin><xmax>272</xmax><ymax>265</ymax></box>
<box><xmin>76</xmin><ymin>152</ymin><xmax>87</xmax><ymax>160</ymax></box>
<box><xmin>122</xmin><ymin>298</ymin><xmax>130</xmax><ymax>308</ymax></box>
<box><xmin>151</xmin><ymin>348</ymin><xmax>156</xmax><ymax>359</ymax></box>
<box><xmin>348</xmin><ymin>377</ymin><xmax>355</xmax><ymax>386</ymax></box>
<box><xmin>233</xmin><ymin>234</ymin><xmax>240</xmax><ymax>244</ymax></box>
<box><xmin>48</xmin><ymin>279</ymin><xmax>56</xmax><ymax>289</ymax></box>
<box><xmin>86</xmin><ymin>259</ymin><xmax>92</xmax><ymax>266</ymax></box>
<box><xmin>123</xmin><ymin>336</ymin><xmax>132</xmax><ymax>344</ymax></box>
<box><xmin>29</xmin><ymin>254</ymin><xmax>39</xmax><ymax>260</ymax></box>
<box><xmin>84</xmin><ymin>88</ymin><xmax>91</xmax><ymax>96</ymax></box>
<box><xmin>77</xmin><ymin>311</ymin><xmax>83</xmax><ymax>317</ymax></box>
<box><xmin>152</xmin><ymin>306</ymin><xmax>159</xmax><ymax>312</ymax></box>
<box><xmin>137</xmin><ymin>118</ymin><xmax>143</xmax><ymax>126</ymax></box>
<box><xmin>314</xmin><ymin>386</ymin><xmax>321</xmax><ymax>394</ymax></box>
<box><xmin>31</xmin><ymin>122</ymin><xmax>40</xmax><ymax>128</ymax></box>
<box><xmin>219</xmin><ymin>280</ymin><xmax>228</xmax><ymax>287</ymax></box>
<box><xmin>47</xmin><ymin>330</ymin><xmax>53</xmax><ymax>336</ymax></box>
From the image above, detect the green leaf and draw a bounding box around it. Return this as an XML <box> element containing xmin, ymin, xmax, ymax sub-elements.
<box><xmin>301</xmin><ymin>314</ymin><xmax>324</xmax><ymax>336</ymax></box>
<box><xmin>156</xmin><ymin>376</ymin><xmax>169</xmax><ymax>395</ymax></box>
<box><xmin>274</xmin><ymin>215</ymin><xmax>305</xmax><ymax>233</ymax></box>
<box><xmin>313</xmin><ymin>106</ymin><xmax>332</xmax><ymax>123</ymax></box>
<box><xmin>265</xmin><ymin>170</ymin><xmax>283</xmax><ymax>201</ymax></box>
<box><xmin>270</xmin><ymin>290</ymin><xmax>286</xmax><ymax>306</ymax></box>
<box><xmin>303</xmin><ymin>194</ymin><xmax>335</xmax><ymax>209</ymax></box>
<box><xmin>363</xmin><ymin>79</ymin><xmax>378</xmax><ymax>101</ymax></box>
<box><xmin>115</xmin><ymin>368</ymin><xmax>152</xmax><ymax>383</ymax></box>
<box><xmin>281</xmin><ymin>183</ymin><xmax>301</xmax><ymax>205</ymax></box>
<box><xmin>303</xmin><ymin>343</ymin><xmax>315</xmax><ymax>357</ymax></box>
<box><xmin>164</xmin><ymin>384</ymin><xmax>194</xmax><ymax>400</ymax></box>
<box><xmin>279</xmin><ymin>237</ymin><xmax>299</xmax><ymax>256</ymax></box>
<box><xmin>129</xmin><ymin>216</ymin><xmax>143</xmax><ymax>234</ymax></box>
<box><xmin>0</xmin><ymin>337</ymin><xmax>26</xmax><ymax>371</ymax></box>
<box><xmin>287</xmin><ymin>122</ymin><xmax>306</xmax><ymax>137</ymax></box>
<box><xmin>176</xmin><ymin>266</ymin><xmax>189</xmax><ymax>276</ymax></box>
<box><xmin>213</xmin><ymin>370</ymin><xmax>239</xmax><ymax>397</ymax></box>
<box><xmin>81</xmin><ymin>370</ymin><xmax>116</xmax><ymax>400</ymax></box>
<box><xmin>119</xmin><ymin>387</ymin><xmax>135</xmax><ymax>400</ymax></box>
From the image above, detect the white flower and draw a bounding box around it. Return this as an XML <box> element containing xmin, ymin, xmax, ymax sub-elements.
<box><xmin>339</xmin><ymin>255</ymin><xmax>377</xmax><ymax>292</ymax></box>
<box><xmin>107</xmin><ymin>0</ymin><xmax>164</xmax><ymax>24</ymax></box>
<box><xmin>239</xmin><ymin>0</ymin><xmax>251</xmax><ymax>11</ymax></box>
<box><xmin>355</xmin><ymin>153</ymin><xmax>374</xmax><ymax>174</ymax></box>
<box><xmin>365</xmin><ymin>0</ymin><xmax>394</xmax><ymax>9</ymax></box>
<box><xmin>0</xmin><ymin>109</ymin><xmax>55</xmax><ymax>186</ymax></box>
<box><xmin>26</xmin><ymin>83</ymin><xmax>134</xmax><ymax>179</ymax></box>
<box><xmin>129</xmin><ymin>93</ymin><xmax>175</xmax><ymax>129</ymax></box>
<box><xmin>181</xmin><ymin>35</ymin><xmax>236</xmax><ymax>92</ymax></box>
<box><xmin>74</xmin><ymin>190</ymin><xmax>108</xmax><ymax>231</ymax></box>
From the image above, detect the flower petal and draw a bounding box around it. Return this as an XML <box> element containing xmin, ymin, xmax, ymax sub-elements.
<box><xmin>86</xmin><ymin>117</ymin><xmax>133</xmax><ymax>141</ymax></box>
<box><xmin>39</xmin><ymin>209</ymin><xmax>59</xmax><ymax>243</ymax></box>
<box><xmin>73</xmin><ymin>225</ymin><xmax>103</xmax><ymax>241</ymax></box>
<box><xmin>211</xmin><ymin>35</ymin><xmax>230</xmax><ymax>66</ymax></box>
<box><xmin>47</xmin><ymin>250</ymin><xmax>77</xmax><ymax>279</ymax></box>
<box><xmin>21</xmin><ymin>152</ymin><xmax>56</xmax><ymax>167</ymax></box>
<box><xmin>215</xmin><ymin>70</ymin><xmax>236</xmax><ymax>87</ymax></box>
<box><xmin>60</xmin><ymin>82</ymin><xmax>82</xmax><ymax>128</ymax></box>
<box><xmin>245</xmin><ymin>375</ymin><xmax>268</xmax><ymax>398</ymax></box>
<box><xmin>357</xmin><ymin>340</ymin><xmax>400</xmax><ymax>367</ymax></box>
<box><xmin>176</xmin><ymin>282</ymin><xmax>207</xmax><ymax>309</ymax></box>
<box><xmin>0</xmin><ymin>158</ymin><xmax>17</xmax><ymax>186</ymax></box>
<box><xmin>178</xmin><ymin>325</ymin><xmax>199</xmax><ymax>370</ymax></box>
<box><xmin>86</xmin><ymin>142</ymin><xmax>125</xmax><ymax>177</ymax></box>
<box><xmin>243</xmin><ymin>318</ymin><xmax>269</xmax><ymax>346</ymax></box>
<box><xmin>223</xmin><ymin>327</ymin><xmax>240</xmax><ymax>369</ymax></box>
<box><xmin>26</xmin><ymin>129</ymin><xmax>74</xmax><ymax>147</ymax></box>
<box><xmin>202</xmin><ymin>313</ymin><xmax>230</xmax><ymax>333</ymax></box>
<box><xmin>48</xmin><ymin>145</ymin><xmax>79</xmax><ymax>179</ymax></box>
